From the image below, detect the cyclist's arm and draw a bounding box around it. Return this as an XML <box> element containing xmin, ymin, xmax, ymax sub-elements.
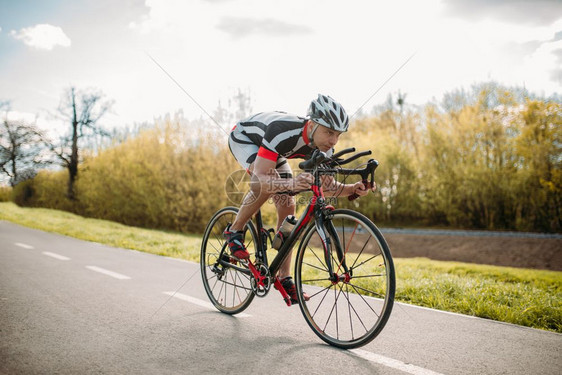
<box><xmin>252</xmin><ymin>151</ymin><xmax>312</xmax><ymax>194</ymax></box>
<box><xmin>321</xmin><ymin>175</ymin><xmax>374</xmax><ymax>197</ymax></box>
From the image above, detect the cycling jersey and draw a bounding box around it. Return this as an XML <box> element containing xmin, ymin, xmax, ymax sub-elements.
<box><xmin>229</xmin><ymin>111</ymin><xmax>332</xmax><ymax>170</ymax></box>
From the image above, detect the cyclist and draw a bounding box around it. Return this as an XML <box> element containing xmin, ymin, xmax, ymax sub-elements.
<box><xmin>225</xmin><ymin>94</ymin><xmax>376</xmax><ymax>304</ymax></box>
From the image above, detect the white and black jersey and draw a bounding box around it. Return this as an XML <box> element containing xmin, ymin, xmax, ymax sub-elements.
<box><xmin>228</xmin><ymin>111</ymin><xmax>332</xmax><ymax>170</ymax></box>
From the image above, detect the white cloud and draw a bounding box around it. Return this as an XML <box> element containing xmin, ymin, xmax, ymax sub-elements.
<box><xmin>442</xmin><ymin>0</ymin><xmax>562</xmax><ymax>26</ymax></box>
<box><xmin>216</xmin><ymin>17</ymin><xmax>313</xmax><ymax>39</ymax></box>
<box><xmin>11</xmin><ymin>24</ymin><xmax>71</xmax><ymax>50</ymax></box>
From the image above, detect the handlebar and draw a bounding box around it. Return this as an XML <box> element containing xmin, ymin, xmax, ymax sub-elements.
<box><xmin>299</xmin><ymin>149</ymin><xmax>379</xmax><ymax>201</ymax></box>
<box><xmin>298</xmin><ymin>150</ymin><xmax>328</xmax><ymax>170</ymax></box>
<box><xmin>327</xmin><ymin>150</ymin><xmax>372</xmax><ymax>167</ymax></box>
<box><xmin>331</xmin><ymin>147</ymin><xmax>356</xmax><ymax>159</ymax></box>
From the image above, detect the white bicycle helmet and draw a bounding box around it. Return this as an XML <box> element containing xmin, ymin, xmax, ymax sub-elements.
<box><xmin>307</xmin><ymin>94</ymin><xmax>349</xmax><ymax>132</ymax></box>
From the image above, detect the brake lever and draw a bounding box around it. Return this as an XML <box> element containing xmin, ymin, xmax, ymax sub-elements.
<box><xmin>348</xmin><ymin>159</ymin><xmax>378</xmax><ymax>201</ymax></box>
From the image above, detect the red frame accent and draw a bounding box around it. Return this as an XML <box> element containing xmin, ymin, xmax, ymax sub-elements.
<box><xmin>294</xmin><ymin>185</ymin><xmax>324</xmax><ymax>232</ymax></box>
<box><xmin>247</xmin><ymin>262</ymin><xmax>265</xmax><ymax>287</ymax></box>
<box><xmin>273</xmin><ymin>277</ymin><xmax>292</xmax><ymax>306</ymax></box>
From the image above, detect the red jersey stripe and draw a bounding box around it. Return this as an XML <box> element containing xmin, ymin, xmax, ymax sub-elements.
<box><xmin>303</xmin><ymin>120</ymin><xmax>311</xmax><ymax>145</ymax></box>
<box><xmin>257</xmin><ymin>146</ymin><xmax>278</xmax><ymax>161</ymax></box>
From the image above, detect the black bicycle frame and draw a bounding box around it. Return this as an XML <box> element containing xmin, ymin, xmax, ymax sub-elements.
<box><xmin>248</xmin><ymin>168</ymin><xmax>354</xmax><ymax>300</ymax></box>
<box><xmin>218</xmin><ymin>149</ymin><xmax>377</xmax><ymax>304</ymax></box>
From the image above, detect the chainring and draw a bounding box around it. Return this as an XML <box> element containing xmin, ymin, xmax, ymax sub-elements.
<box><xmin>250</xmin><ymin>262</ymin><xmax>271</xmax><ymax>297</ymax></box>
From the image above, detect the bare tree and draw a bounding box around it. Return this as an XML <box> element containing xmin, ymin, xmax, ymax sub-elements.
<box><xmin>48</xmin><ymin>87</ymin><xmax>113</xmax><ymax>199</ymax></box>
<box><xmin>0</xmin><ymin>102</ymin><xmax>49</xmax><ymax>186</ymax></box>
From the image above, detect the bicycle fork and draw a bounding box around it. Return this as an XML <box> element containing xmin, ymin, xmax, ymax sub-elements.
<box><xmin>315</xmin><ymin>209</ymin><xmax>351</xmax><ymax>283</ymax></box>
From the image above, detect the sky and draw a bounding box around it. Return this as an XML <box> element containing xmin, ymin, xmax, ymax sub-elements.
<box><xmin>0</xmin><ymin>0</ymin><xmax>561</xmax><ymax>131</ymax></box>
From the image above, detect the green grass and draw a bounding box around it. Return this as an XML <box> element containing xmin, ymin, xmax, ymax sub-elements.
<box><xmin>0</xmin><ymin>202</ymin><xmax>201</xmax><ymax>262</ymax></box>
<box><xmin>2</xmin><ymin>201</ymin><xmax>561</xmax><ymax>332</ymax></box>
<box><xmin>395</xmin><ymin>258</ymin><xmax>561</xmax><ymax>332</ymax></box>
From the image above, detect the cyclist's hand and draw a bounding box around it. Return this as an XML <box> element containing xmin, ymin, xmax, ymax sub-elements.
<box><xmin>351</xmin><ymin>181</ymin><xmax>376</xmax><ymax>197</ymax></box>
<box><xmin>293</xmin><ymin>173</ymin><xmax>314</xmax><ymax>191</ymax></box>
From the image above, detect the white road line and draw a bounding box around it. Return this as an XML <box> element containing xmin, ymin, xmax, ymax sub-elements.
<box><xmin>86</xmin><ymin>266</ymin><xmax>131</xmax><ymax>280</ymax></box>
<box><xmin>349</xmin><ymin>349</ymin><xmax>446</xmax><ymax>375</ymax></box>
<box><xmin>42</xmin><ymin>251</ymin><xmax>70</xmax><ymax>261</ymax></box>
<box><xmin>15</xmin><ymin>242</ymin><xmax>34</xmax><ymax>249</ymax></box>
<box><xmin>165</xmin><ymin>257</ymin><xmax>193</xmax><ymax>264</ymax></box>
<box><xmin>163</xmin><ymin>292</ymin><xmax>252</xmax><ymax>318</ymax></box>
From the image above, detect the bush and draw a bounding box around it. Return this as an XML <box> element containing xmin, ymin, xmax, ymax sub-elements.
<box><xmin>11</xmin><ymin>179</ymin><xmax>35</xmax><ymax>206</ymax></box>
<box><xmin>31</xmin><ymin>170</ymin><xmax>79</xmax><ymax>213</ymax></box>
<box><xmin>10</xmin><ymin>169</ymin><xmax>82</xmax><ymax>214</ymax></box>
<box><xmin>0</xmin><ymin>186</ymin><xmax>11</xmax><ymax>202</ymax></box>
<box><xmin>75</xmin><ymin>121</ymin><xmax>239</xmax><ymax>232</ymax></box>
<box><xmin>14</xmin><ymin>84</ymin><xmax>561</xmax><ymax>234</ymax></box>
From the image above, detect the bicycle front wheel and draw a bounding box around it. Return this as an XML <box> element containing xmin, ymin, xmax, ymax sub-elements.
<box><xmin>295</xmin><ymin>209</ymin><xmax>395</xmax><ymax>349</ymax></box>
<box><xmin>200</xmin><ymin>207</ymin><xmax>258</xmax><ymax>314</ymax></box>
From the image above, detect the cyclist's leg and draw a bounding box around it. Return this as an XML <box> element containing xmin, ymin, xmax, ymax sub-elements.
<box><xmin>270</xmin><ymin>160</ymin><xmax>296</xmax><ymax>278</ymax></box>
<box><xmin>226</xmin><ymin>130</ymin><xmax>266</xmax><ymax>258</ymax></box>
<box><xmin>229</xmin><ymin>160</ymin><xmax>276</xmax><ymax>232</ymax></box>
<box><xmin>228</xmin><ymin>130</ymin><xmax>283</xmax><ymax>231</ymax></box>
<box><xmin>270</xmin><ymin>161</ymin><xmax>310</xmax><ymax>303</ymax></box>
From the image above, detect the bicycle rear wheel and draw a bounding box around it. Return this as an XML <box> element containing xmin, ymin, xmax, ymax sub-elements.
<box><xmin>295</xmin><ymin>209</ymin><xmax>395</xmax><ymax>348</ymax></box>
<box><xmin>200</xmin><ymin>207</ymin><xmax>258</xmax><ymax>314</ymax></box>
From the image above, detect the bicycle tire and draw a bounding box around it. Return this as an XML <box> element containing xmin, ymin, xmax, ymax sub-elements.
<box><xmin>294</xmin><ymin>209</ymin><xmax>395</xmax><ymax>349</ymax></box>
<box><xmin>200</xmin><ymin>207</ymin><xmax>258</xmax><ymax>314</ymax></box>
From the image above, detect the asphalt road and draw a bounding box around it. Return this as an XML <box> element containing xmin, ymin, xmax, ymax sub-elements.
<box><xmin>1</xmin><ymin>221</ymin><xmax>560</xmax><ymax>375</ymax></box>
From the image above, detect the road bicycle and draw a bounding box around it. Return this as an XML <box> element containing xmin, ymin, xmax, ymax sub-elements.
<box><xmin>200</xmin><ymin>148</ymin><xmax>395</xmax><ymax>349</ymax></box>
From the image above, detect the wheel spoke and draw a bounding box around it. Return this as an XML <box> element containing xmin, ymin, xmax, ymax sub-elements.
<box><xmin>352</xmin><ymin>253</ymin><xmax>382</xmax><ymax>271</ymax></box>
<box><xmin>308</xmin><ymin>244</ymin><xmax>329</xmax><ymax>272</ymax></box>
<box><xmin>311</xmin><ymin>285</ymin><xmax>333</xmax><ymax>318</ymax></box>
<box><xmin>345</xmin><ymin>284</ymin><xmax>355</xmax><ymax>339</ymax></box>
<box><xmin>349</xmin><ymin>235</ymin><xmax>373</xmax><ymax>270</ymax></box>
<box><xmin>351</xmin><ymin>273</ymin><xmax>386</xmax><ymax>279</ymax></box>
<box><xmin>335</xmin><ymin>222</ymin><xmax>358</xmax><ymax>274</ymax></box>
<box><xmin>341</xmin><ymin>283</ymin><xmax>369</xmax><ymax>333</ymax></box>
<box><xmin>348</xmin><ymin>283</ymin><xmax>382</xmax><ymax>317</ymax></box>
<box><xmin>307</xmin><ymin>284</ymin><xmax>334</xmax><ymax>299</ymax></box>
<box><xmin>301</xmin><ymin>277</ymin><xmax>332</xmax><ymax>283</ymax></box>
<box><xmin>321</xmin><ymin>287</ymin><xmax>339</xmax><ymax>333</ymax></box>
<box><xmin>348</xmin><ymin>281</ymin><xmax>386</xmax><ymax>299</ymax></box>
<box><xmin>301</xmin><ymin>261</ymin><xmax>329</xmax><ymax>273</ymax></box>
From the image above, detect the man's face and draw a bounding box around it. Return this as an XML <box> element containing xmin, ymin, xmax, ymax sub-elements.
<box><xmin>312</xmin><ymin>124</ymin><xmax>342</xmax><ymax>152</ymax></box>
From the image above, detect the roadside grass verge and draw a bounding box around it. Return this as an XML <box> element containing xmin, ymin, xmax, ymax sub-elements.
<box><xmin>396</xmin><ymin>258</ymin><xmax>561</xmax><ymax>332</ymax></box>
<box><xmin>0</xmin><ymin>202</ymin><xmax>201</xmax><ymax>262</ymax></box>
<box><xmin>2</xmin><ymin>202</ymin><xmax>560</xmax><ymax>332</ymax></box>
